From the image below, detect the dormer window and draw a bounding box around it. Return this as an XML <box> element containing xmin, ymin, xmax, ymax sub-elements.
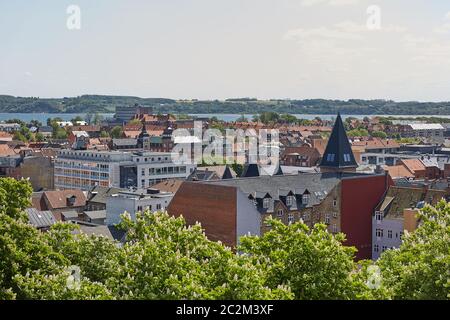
<box><xmin>286</xmin><ymin>196</ymin><xmax>293</xmax><ymax>206</ymax></box>
<box><xmin>343</xmin><ymin>154</ymin><xmax>351</xmax><ymax>162</ymax></box>
<box><xmin>302</xmin><ymin>194</ymin><xmax>310</xmax><ymax>204</ymax></box>
<box><xmin>375</xmin><ymin>211</ymin><xmax>383</xmax><ymax>221</ymax></box>
<box><xmin>326</xmin><ymin>153</ymin><xmax>335</xmax><ymax>162</ymax></box>
<box><xmin>263</xmin><ymin>198</ymin><xmax>270</xmax><ymax>209</ymax></box>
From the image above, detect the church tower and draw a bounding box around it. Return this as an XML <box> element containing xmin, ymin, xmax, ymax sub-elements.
<box><xmin>137</xmin><ymin>120</ymin><xmax>150</xmax><ymax>150</ymax></box>
<box><xmin>319</xmin><ymin>113</ymin><xmax>358</xmax><ymax>173</ymax></box>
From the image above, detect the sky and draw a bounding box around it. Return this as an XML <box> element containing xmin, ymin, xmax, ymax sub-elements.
<box><xmin>1</xmin><ymin>0</ymin><xmax>450</xmax><ymax>101</ymax></box>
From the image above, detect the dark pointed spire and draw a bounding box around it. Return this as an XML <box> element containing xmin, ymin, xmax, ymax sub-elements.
<box><xmin>222</xmin><ymin>165</ymin><xmax>234</xmax><ymax>179</ymax></box>
<box><xmin>242</xmin><ymin>163</ymin><xmax>260</xmax><ymax>178</ymax></box>
<box><xmin>319</xmin><ymin>113</ymin><xmax>357</xmax><ymax>171</ymax></box>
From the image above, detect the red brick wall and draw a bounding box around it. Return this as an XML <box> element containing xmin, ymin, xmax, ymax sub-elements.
<box><xmin>167</xmin><ymin>182</ymin><xmax>237</xmax><ymax>247</ymax></box>
<box><xmin>341</xmin><ymin>174</ymin><xmax>393</xmax><ymax>260</ymax></box>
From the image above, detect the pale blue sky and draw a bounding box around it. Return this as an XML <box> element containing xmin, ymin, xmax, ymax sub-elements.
<box><xmin>1</xmin><ymin>0</ymin><xmax>450</xmax><ymax>101</ymax></box>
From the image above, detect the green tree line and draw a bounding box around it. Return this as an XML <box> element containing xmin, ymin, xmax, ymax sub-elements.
<box><xmin>0</xmin><ymin>178</ymin><xmax>448</xmax><ymax>300</ymax></box>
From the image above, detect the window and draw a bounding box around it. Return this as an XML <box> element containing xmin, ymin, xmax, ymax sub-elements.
<box><xmin>382</xmin><ymin>246</ymin><xmax>387</xmax><ymax>252</ymax></box>
<box><xmin>343</xmin><ymin>153</ymin><xmax>351</xmax><ymax>162</ymax></box>
<box><xmin>288</xmin><ymin>214</ymin><xmax>294</xmax><ymax>224</ymax></box>
<box><xmin>332</xmin><ymin>224</ymin><xmax>338</xmax><ymax>233</ymax></box>
<box><xmin>302</xmin><ymin>194</ymin><xmax>310</xmax><ymax>204</ymax></box>
<box><xmin>332</xmin><ymin>211</ymin><xmax>338</xmax><ymax>218</ymax></box>
<box><xmin>141</xmin><ymin>169</ymin><xmax>145</xmax><ymax>176</ymax></box>
<box><xmin>137</xmin><ymin>206</ymin><xmax>143</xmax><ymax>212</ymax></box>
<box><xmin>326</xmin><ymin>153</ymin><xmax>335</xmax><ymax>162</ymax></box>
<box><xmin>325</xmin><ymin>214</ymin><xmax>330</xmax><ymax>224</ymax></box>
<box><xmin>375</xmin><ymin>211</ymin><xmax>383</xmax><ymax>221</ymax></box>
<box><xmin>156</xmin><ymin>204</ymin><xmax>161</xmax><ymax>210</ymax></box>
<box><xmin>141</xmin><ymin>179</ymin><xmax>145</xmax><ymax>187</ymax></box>
<box><xmin>376</xmin><ymin>229</ymin><xmax>383</xmax><ymax>238</ymax></box>
<box><xmin>286</xmin><ymin>196</ymin><xmax>293</xmax><ymax>206</ymax></box>
<box><xmin>388</xmin><ymin>230</ymin><xmax>392</xmax><ymax>239</ymax></box>
<box><xmin>374</xmin><ymin>244</ymin><xmax>379</xmax><ymax>253</ymax></box>
<box><xmin>277</xmin><ymin>209</ymin><xmax>284</xmax><ymax>217</ymax></box>
<box><xmin>333</xmin><ymin>199</ymin><xmax>337</xmax><ymax>207</ymax></box>
<box><xmin>303</xmin><ymin>212</ymin><xmax>310</xmax><ymax>221</ymax></box>
<box><xmin>263</xmin><ymin>198</ymin><xmax>270</xmax><ymax>209</ymax></box>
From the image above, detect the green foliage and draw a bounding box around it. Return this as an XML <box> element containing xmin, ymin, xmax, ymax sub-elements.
<box><xmin>347</xmin><ymin>128</ymin><xmax>369</xmax><ymax>137</ymax></box>
<box><xmin>1</xmin><ymin>178</ymin><xmax>449</xmax><ymax>300</ymax></box>
<box><xmin>71</xmin><ymin>116</ymin><xmax>84</xmax><ymax>124</ymax></box>
<box><xmin>13</xmin><ymin>132</ymin><xmax>27</xmax><ymax>142</ymax></box>
<box><xmin>239</xmin><ymin>218</ymin><xmax>362</xmax><ymax>300</ymax></box>
<box><xmin>35</xmin><ymin>132</ymin><xmax>45</xmax><ymax>142</ymax></box>
<box><xmin>128</xmin><ymin>119</ymin><xmax>142</xmax><ymax>125</ymax></box>
<box><xmin>396</xmin><ymin>137</ymin><xmax>421</xmax><ymax>144</ymax></box>
<box><xmin>110</xmin><ymin>126</ymin><xmax>124</xmax><ymax>139</ymax></box>
<box><xmin>375</xmin><ymin>201</ymin><xmax>450</xmax><ymax>300</ymax></box>
<box><xmin>371</xmin><ymin>131</ymin><xmax>387</xmax><ymax>139</ymax></box>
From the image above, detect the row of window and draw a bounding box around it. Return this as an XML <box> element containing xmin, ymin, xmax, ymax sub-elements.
<box><xmin>375</xmin><ymin>228</ymin><xmax>403</xmax><ymax>239</ymax></box>
<box><xmin>135</xmin><ymin>156</ymin><xmax>170</xmax><ymax>163</ymax></box>
<box><xmin>140</xmin><ymin>166</ymin><xmax>187</xmax><ymax>176</ymax></box>
<box><xmin>326</xmin><ymin>153</ymin><xmax>352</xmax><ymax>162</ymax></box>
<box><xmin>262</xmin><ymin>194</ymin><xmax>311</xmax><ymax>209</ymax></box>
<box><xmin>137</xmin><ymin>204</ymin><xmax>163</xmax><ymax>212</ymax></box>
<box><xmin>374</xmin><ymin>245</ymin><xmax>390</xmax><ymax>253</ymax></box>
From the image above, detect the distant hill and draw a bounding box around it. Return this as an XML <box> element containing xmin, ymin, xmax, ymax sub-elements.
<box><xmin>1</xmin><ymin>95</ymin><xmax>450</xmax><ymax>115</ymax></box>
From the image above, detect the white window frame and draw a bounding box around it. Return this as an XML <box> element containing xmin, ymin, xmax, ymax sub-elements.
<box><xmin>263</xmin><ymin>198</ymin><xmax>270</xmax><ymax>209</ymax></box>
<box><xmin>288</xmin><ymin>213</ymin><xmax>294</xmax><ymax>224</ymax></box>
<box><xmin>376</xmin><ymin>228</ymin><xmax>383</xmax><ymax>238</ymax></box>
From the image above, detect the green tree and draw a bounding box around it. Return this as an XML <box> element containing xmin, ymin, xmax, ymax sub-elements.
<box><xmin>375</xmin><ymin>201</ymin><xmax>450</xmax><ymax>299</ymax></box>
<box><xmin>93</xmin><ymin>113</ymin><xmax>104</xmax><ymax>125</ymax></box>
<box><xmin>35</xmin><ymin>132</ymin><xmax>45</xmax><ymax>142</ymax></box>
<box><xmin>347</xmin><ymin>128</ymin><xmax>369</xmax><ymax>137</ymax></box>
<box><xmin>239</xmin><ymin>218</ymin><xmax>364</xmax><ymax>300</ymax></box>
<box><xmin>13</xmin><ymin>132</ymin><xmax>27</xmax><ymax>142</ymax></box>
<box><xmin>371</xmin><ymin>131</ymin><xmax>387</xmax><ymax>139</ymax></box>
<box><xmin>128</xmin><ymin>119</ymin><xmax>142</xmax><ymax>125</ymax></box>
<box><xmin>71</xmin><ymin>116</ymin><xmax>84</xmax><ymax>124</ymax></box>
<box><xmin>110</xmin><ymin>126</ymin><xmax>123</xmax><ymax>139</ymax></box>
<box><xmin>100</xmin><ymin>131</ymin><xmax>109</xmax><ymax>138</ymax></box>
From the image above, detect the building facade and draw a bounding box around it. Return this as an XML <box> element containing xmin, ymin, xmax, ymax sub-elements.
<box><xmin>106</xmin><ymin>189</ymin><xmax>174</xmax><ymax>225</ymax></box>
<box><xmin>55</xmin><ymin>150</ymin><xmax>196</xmax><ymax>190</ymax></box>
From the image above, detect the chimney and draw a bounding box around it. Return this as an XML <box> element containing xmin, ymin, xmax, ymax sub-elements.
<box><xmin>66</xmin><ymin>195</ymin><xmax>76</xmax><ymax>207</ymax></box>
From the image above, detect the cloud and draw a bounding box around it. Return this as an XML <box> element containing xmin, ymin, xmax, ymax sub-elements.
<box><xmin>300</xmin><ymin>0</ymin><xmax>359</xmax><ymax>6</ymax></box>
<box><xmin>284</xmin><ymin>20</ymin><xmax>407</xmax><ymax>43</ymax></box>
<box><xmin>433</xmin><ymin>12</ymin><xmax>450</xmax><ymax>34</ymax></box>
<box><xmin>24</xmin><ymin>71</ymin><xmax>33</xmax><ymax>77</ymax></box>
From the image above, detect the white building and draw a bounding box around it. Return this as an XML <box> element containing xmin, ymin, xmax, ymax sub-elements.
<box><xmin>55</xmin><ymin>150</ymin><xmax>130</xmax><ymax>190</ymax></box>
<box><xmin>105</xmin><ymin>189</ymin><xmax>174</xmax><ymax>225</ymax></box>
<box><xmin>55</xmin><ymin>150</ymin><xmax>196</xmax><ymax>191</ymax></box>
<box><xmin>120</xmin><ymin>151</ymin><xmax>196</xmax><ymax>189</ymax></box>
<box><xmin>407</xmin><ymin>123</ymin><xmax>444</xmax><ymax>142</ymax></box>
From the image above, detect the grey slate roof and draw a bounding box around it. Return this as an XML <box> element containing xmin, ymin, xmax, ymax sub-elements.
<box><xmin>88</xmin><ymin>186</ymin><xmax>122</xmax><ymax>204</ymax></box>
<box><xmin>73</xmin><ymin>222</ymin><xmax>126</xmax><ymax>242</ymax></box>
<box><xmin>61</xmin><ymin>210</ymin><xmax>79</xmax><ymax>219</ymax></box>
<box><xmin>26</xmin><ymin>208</ymin><xmax>56</xmax><ymax>229</ymax></box>
<box><xmin>83</xmin><ymin>210</ymin><xmax>107</xmax><ymax>220</ymax></box>
<box><xmin>202</xmin><ymin>172</ymin><xmax>343</xmax><ymax>208</ymax></box>
<box><xmin>319</xmin><ymin>113</ymin><xmax>358</xmax><ymax>169</ymax></box>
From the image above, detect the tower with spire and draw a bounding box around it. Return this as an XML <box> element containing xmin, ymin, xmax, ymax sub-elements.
<box><xmin>319</xmin><ymin>112</ymin><xmax>357</xmax><ymax>173</ymax></box>
<box><xmin>137</xmin><ymin>119</ymin><xmax>150</xmax><ymax>150</ymax></box>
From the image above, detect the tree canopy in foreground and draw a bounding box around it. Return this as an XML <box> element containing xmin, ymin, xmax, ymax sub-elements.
<box><xmin>0</xmin><ymin>178</ymin><xmax>448</xmax><ymax>300</ymax></box>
